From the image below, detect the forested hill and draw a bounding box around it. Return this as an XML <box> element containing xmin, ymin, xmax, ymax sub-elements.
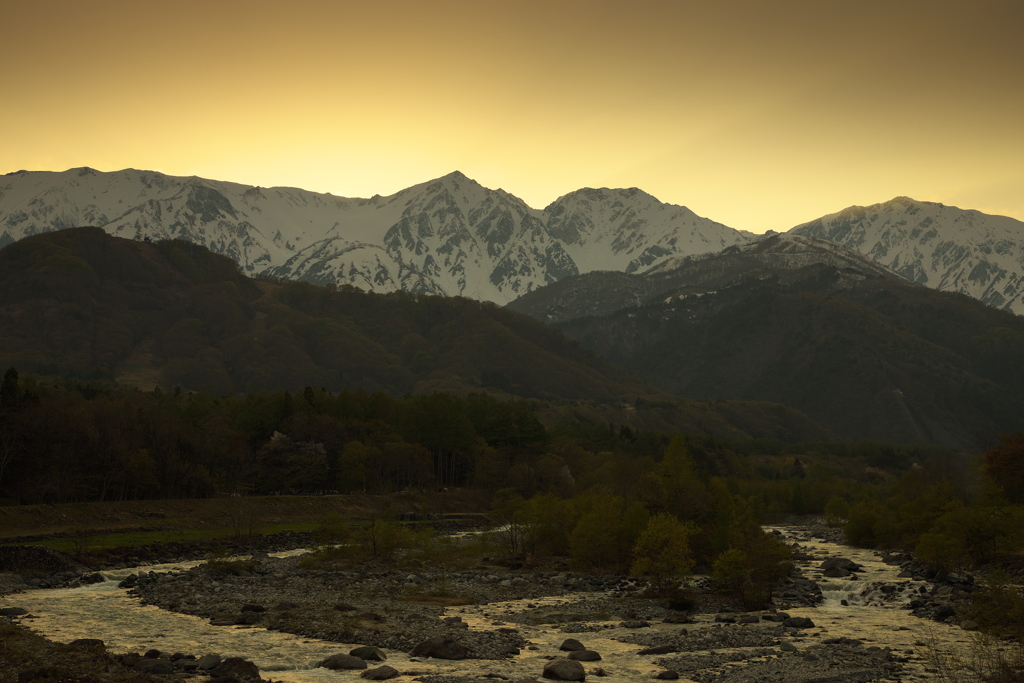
<box><xmin>515</xmin><ymin>237</ymin><xmax>1024</xmax><ymax>450</ymax></box>
<box><xmin>0</xmin><ymin>227</ymin><xmax>636</xmax><ymax>400</ymax></box>
<box><xmin>0</xmin><ymin>227</ymin><xmax>833</xmax><ymax>442</ymax></box>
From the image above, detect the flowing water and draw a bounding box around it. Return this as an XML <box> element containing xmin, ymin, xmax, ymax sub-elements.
<box><xmin>772</xmin><ymin>526</ymin><xmax>975</xmax><ymax>681</ymax></box>
<box><xmin>7</xmin><ymin>528</ymin><xmax>984</xmax><ymax>682</ymax></box>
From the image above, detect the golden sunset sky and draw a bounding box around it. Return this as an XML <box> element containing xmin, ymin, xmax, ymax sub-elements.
<box><xmin>4</xmin><ymin>0</ymin><xmax>1022</xmax><ymax>232</ymax></box>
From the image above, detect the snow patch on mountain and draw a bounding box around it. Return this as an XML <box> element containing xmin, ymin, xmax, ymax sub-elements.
<box><xmin>791</xmin><ymin>197</ymin><xmax>1024</xmax><ymax>314</ymax></box>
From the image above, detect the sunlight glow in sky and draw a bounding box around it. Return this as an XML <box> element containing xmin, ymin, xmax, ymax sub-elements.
<box><xmin>4</xmin><ymin>0</ymin><xmax>1022</xmax><ymax>232</ymax></box>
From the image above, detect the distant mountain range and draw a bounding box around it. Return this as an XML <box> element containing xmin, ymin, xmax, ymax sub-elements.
<box><xmin>508</xmin><ymin>233</ymin><xmax>1024</xmax><ymax>449</ymax></box>
<box><xmin>3</xmin><ymin>168</ymin><xmax>1021</xmax><ymax>313</ymax></box>
<box><xmin>0</xmin><ymin>168</ymin><xmax>749</xmax><ymax>305</ymax></box>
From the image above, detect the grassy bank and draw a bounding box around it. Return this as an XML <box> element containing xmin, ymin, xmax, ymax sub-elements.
<box><xmin>0</xmin><ymin>490</ymin><xmax>490</xmax><ymax>550</ymax></box>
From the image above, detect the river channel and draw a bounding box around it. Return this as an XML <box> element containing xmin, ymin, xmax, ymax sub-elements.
<box><xmin>8</xmin><ymin>527</ymin><xmax>981</xmax><ymax>682</ymax></box>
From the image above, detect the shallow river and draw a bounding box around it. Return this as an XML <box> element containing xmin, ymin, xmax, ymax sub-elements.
<box><xmin>8</xmin><ymin>528</ymin><xmax>982</xmax><ymax>682</ymax></box>
<box><xmin>772</xmin><ymin>526</ymin><xmax>976</xmax><ymax>681</ymax></box>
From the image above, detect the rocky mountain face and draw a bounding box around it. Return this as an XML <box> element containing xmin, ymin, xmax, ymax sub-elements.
<box><xmin>509</xmin><ymin>234</ymin><xmax>1024</xmax><ymax>449</ymax></box>
<box><xmin>790</xmin><ymin>197</ymin><xmax>1024</xmax><ymax>315</ymax></box>
<box><xmin>544</xmin><ymin>186</ymin><xmax>748</xmax><ymax>274</ymax></box>
<box><xmin>0</xmin><ymin>167</ymin><xmax>750</xmax><ymax>304</ymax></box>
<box><xmin>507</xmin><ymin>233</ymin><xmax>904</xmax><ymax>323</ymax></box>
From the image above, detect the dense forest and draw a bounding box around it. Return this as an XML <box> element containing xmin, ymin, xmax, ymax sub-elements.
<box><xmin>5</xmin><ymin>367</ymin><xmax>1024</xmax><ymax>620</ymax></box>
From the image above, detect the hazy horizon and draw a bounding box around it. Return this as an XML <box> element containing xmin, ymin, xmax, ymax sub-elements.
<box><xmin>4</xmin><ymin>0</ymin><xmax>1021</xmax><ymax>234</ymax></box>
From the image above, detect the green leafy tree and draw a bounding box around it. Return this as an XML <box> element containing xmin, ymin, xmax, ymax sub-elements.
<box><xmin>313</xmin><ymin>513</ymin><xmax>351</xmax><ymax>550</ymax></box>
<box><xmin>961</xmin><ymin>570</ymin><xmax>1024</xmax><ymax>641</ymax></box>
<box><xmin>982</xmin><ymin>432</ymin><xmax>1024</xmax><ymax>504</ymax></box>
<box><xmin>520</xmin><ymin>493</ymin><xmax>575</xmax><ymax>561</ymax></box>
<box><xmin>631</xmin><ymin>513</ymin><xmax>694</xmax><ymax>594</ymax></box>
<box><xmin>916</xmin><ymin>504</ymin><xmax>1024</xmax><ymax>572</ymax></box>
<box><xmin>357</xmin><ymin>507</ymin><xmax>413</xmax><ymax>561</ymax></box>
<box><xmin>490</xmin><ymin>487</ymin><xmax>528</xmax><ymax>560</ymax></box>
<box><xmin>337</xmin><ymin>440</ymin><xmax>371</xmax><ymax>493</ymax></box>
<box><xmin>824</xmin><ymin>495</ymin><xmax>850</xmax><ymax>527</ymax></box>
<box><xmin>570</xmin><ymin>491</ymin><xmax>648</xmax><ymax>571</ymax></box>
<box><xmin>844</xmin><ymin>501</ymin><xmax>880</xmax><ymax>547</ymax></box>
<box><xmin>711</xmin><ymin>532</ymin><xmax>791</xmax><ymax>608</ymax></box>
<box><xmin>744</xmin><ymin>531</ymin><xmax>793</xmax><ymax>606</ymax></box>
<box><xmin>712</xmin><ymin>548</ymin><xmax>751</xmax><ymax>603</ymax></box>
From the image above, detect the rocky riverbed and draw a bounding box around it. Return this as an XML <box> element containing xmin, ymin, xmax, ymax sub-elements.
<box><xmin>0</xmin><ymin>523</ymin><xmax>987</xmax><ymax>682</ymax></box>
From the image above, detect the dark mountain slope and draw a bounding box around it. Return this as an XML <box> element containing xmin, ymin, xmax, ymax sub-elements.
<box><xmin>0</xmin><ymin>228</ymin><xmax>835</xmax><ymax>442</ymax></box>
<box><xmin>510</xmin><ymin>235</ymin><xmax>1024</xmax><ymax>449</ymax></box>
<box><xmin>0</xmin><ymin>227</ymin><xmax>633</xmax><ymax>400</ymax></box>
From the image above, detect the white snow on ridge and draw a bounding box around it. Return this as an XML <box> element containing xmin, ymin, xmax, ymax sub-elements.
<box><xmin>0</xmin><ymin>167</ymin><xmax>751</xmax><ymax>304</ymax></box>
<box><xmin>790</xmin><ymin>197</ymin><xmax>1024</xmax><ymax>315</ymax></box>
<box><xmin>542</xmin><ymin>187</ymin><xmax>749</xmax><ymax>274</ymax></box>
<box><xmin>4</xmin><ymin>169</ymin><xmax>1023</xmax><ymax>313</ymax></box>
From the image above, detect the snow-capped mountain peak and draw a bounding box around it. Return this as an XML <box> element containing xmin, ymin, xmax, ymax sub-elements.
<box><xmin>542</xmin><ymin>186</ymin><xmax>751</xmax><ymax>274</ymax></box>
<box><xmin>0</xmin><ymin>168</ymin><xmax>752</xmax><ymax>303</ymax></box>
<box><xmin>791</xmin><ymin>197</ymin><xmax>1024</xmax><ymax>314</ymax></box>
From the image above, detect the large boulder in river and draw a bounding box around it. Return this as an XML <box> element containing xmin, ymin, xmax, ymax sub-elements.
<box><xmin>350</xmin><ymin>646</ymin><xmax>387</xmax><ymax>661</ymax></box>
<box><xmin>196</xmin><ymin>654</ymin><xmax>222</xmax><ymax>670</ymax></box>
<box><xmin>567</xmin><ymin>650</ymin><xmax>601</xmax><ymax>661</ymax></box>
<box><xmin>410</xmin><ymin>635</ymin><xmax>467</xmax><ymax>660</ymax></box>
<box><xmin>211</xmin><ymin>657</ymin><xmax>263</xmax><ymax>681</ymax></box>
<box><xmin>361</xmin><ymin>665</ymin><xmax>400</xmax><ymax>680</ymax></box>
<box><xmin>320</xmin><ymin>654</ymin><xmax>368</xmax><ymax>670</ymax></box>
<box><xmin>820</xmin><ymin>557</ymin><xmax>862</xmax><ymax>573</ymax></box>
<box><xmin>823</xmin><ymin>566</ymin><xmax>851</xmax><ymax>578</ymax></box>
<box><xmin>542</xmin><ymin>658</ymin><xmax>585</xmax><ymax>681</ymax></box>
<box><xmin>558</xmin><ymin>638</ymin><xmax>585</xmax><ymax>651</ymax></box>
